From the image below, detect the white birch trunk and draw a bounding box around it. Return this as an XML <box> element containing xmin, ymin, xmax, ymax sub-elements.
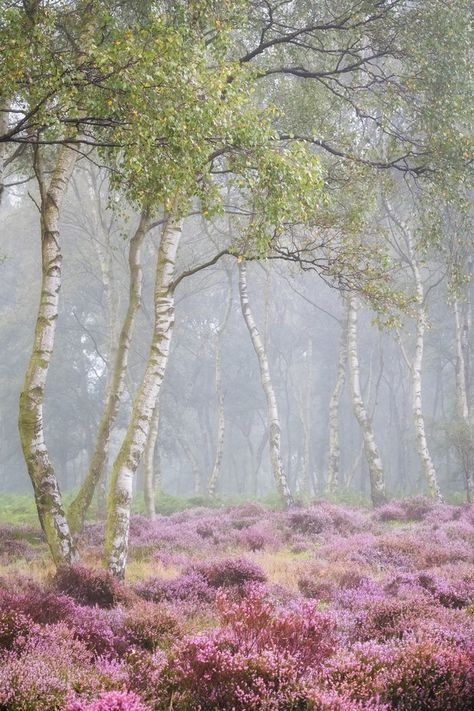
<box><xmin>68</xmin><ymin>211</ymin><xmax>151</xmax><ymax>534</ymax></box>
<box><xmin>208</xmin><ymin>275</ymin><xmax>232</xmax><ymax>498</ymax></box>
<box><xmin>238</xmin><ymin>260</ymin><xmax>294</xmax><ymax>508</ymax></box>
<box><xmin>453</xmin><ymin>299</ymin><xmax>474</xmax><ymax>501</ymax></box>
<box><xmin>408</xmin><ymin>238</ymin><xmax>442</xmax><ymax>502</ymax></box>
<box><xmin>326</xmin><ymin>302</ymin><xmax>349</xmax><ymax>496</ymax></box>
<box><xmin>143</xmin><ymin>399</ymin><xmax>161</xmax><ymax>519</ymax></box>
<box><xmin>346</xmin><ymin>294</ymin><xmax>386</xmax><ymax>507</ymax></box>
<box><xmin>18</xmin><ymin>144</ymin><xmax>79</xmax><ymax>566</ymax></box>
<box><xmin>105</xmin><ymin>216</ymin><xmax>182</xmax><ymax>578</ymax></box>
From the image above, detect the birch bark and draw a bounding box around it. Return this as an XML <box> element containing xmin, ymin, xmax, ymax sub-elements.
<box><xmin>326</xmin><ymin>302</ymin><xmax>349</xmax><ymax>496</ymax></box>
<box><xmin>18</xmin><ymin>143</ymin><xmax>79</xmax><ymax>566</ymax></box>
<box><xmin>453</xmin><ymin>298</ymin><xmax>474</xmax><ymax>501</ymax></box>
<box><xmin>408</xmin><ymin>237</ymin><xmax>442</xmax><ymax>501</ymax></box>
<box><xmin>68</xmin><ymin>211</ymin><xmax>151</xmax><ymax>534</ymax></box>
<box><xmin>105</xmin><ymin>215</ymin><xmax>182</xmax><ymax>578</ymax></box>
<box><xmin>346</xmin><ymin>294</ymin><xmax>387</xmax><ymax>507</ymax></box>
<box><xmin>143</xmin><ymin>398</ymin><xmax>161</xmax><ymax>519</ymax></box>
<box><xmin>208</xmin><ymin>273</ymin><xmax>232</xmax><ymax>498</ymax></box>
<box><xmin>238</xmin><ymin>260</ymin><xmax>294</xmax><ymax>508</ymax></box>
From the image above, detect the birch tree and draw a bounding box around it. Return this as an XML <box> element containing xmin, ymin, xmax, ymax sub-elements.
<box><xmin>208</xmin><ymin>272</ymin><xmax>233</xmax><ymax>498</ymax></box>
<box><xmin>68</xmin><ymin>210</ymin><xmax>153</xmax><ymax>534</ymax></box>
<box><xmin>238</xmin><ymin>260</ymin><xmax>294</xmax><ymax>508</ymax></box>
<box><xmin>326</xmin><ymin>302</ymin><xmax>349</xmax><ymax>497</ymax></box>
<box><xmin>18</xmin><ymin>142</ymin><xmax>80</xmax><ymax>565</ymax></box>
<box><xmin>346</xmin><ymin>294</ymin><xmax>387</xmax><ymax>507</ymax></box>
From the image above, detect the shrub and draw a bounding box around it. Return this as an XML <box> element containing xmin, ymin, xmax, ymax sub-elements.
<box><xmin>0</xmin><ymin>609</ymin><xmax>34</xmax><ymax>651</ymax></box>
<box><xmin>186</xmin><ymin>557</ymin><xmax>267</xmax><ymax>588</ymax></box>
<box><xmin>53</xmin><ymin>565</ymin><xmax>124</xmax><ymax>608</ymax></box>
<box><xmin>288</xmin><ymin>507</ymin><xmax>333</xmax><ymax>536</ymax></box>
<box><xmin>134</xmin><ymin>571</ymin><xmax>214</xmax><ymax>604</ymax></box>
<box><xmin>123</xmin><ymin>601</ymin><xmax>183</xmax><ymax>651</ymax></box>
<box><xmin>66</xmin><ymin>690</ymin><xmax>149</xmax><ymax>711</ymax></box>
<box><xmin>161</xmin><ymin>587</ymin><xmax>336</xmax><ymax>710</ymax></box>
<box><xmin>324</xmin><ymin>636</ymin><xmax>474</xmax><ymax>710</ymax></box>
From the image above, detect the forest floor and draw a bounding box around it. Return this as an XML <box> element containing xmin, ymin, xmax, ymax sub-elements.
<box><xmin>0</xmin><ymin>497</ymin><xmax>473</xmax><ymax>710</ymax></box>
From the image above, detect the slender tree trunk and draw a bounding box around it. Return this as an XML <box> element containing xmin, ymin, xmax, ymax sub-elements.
<box><xmin>408</xmin><ymin>244</ymin><xmax>442</xmax><ymax>501</ymax></box>
<box><xmin>208</xmin><ymin>273</ymin><xmax>232</xmax><ymax>498</ymax></box>
<box><xmin>346</xmin><ymin>295</ymin><xmax>386</xmax><ymax>507</ymax></box>
<box><xmin>68</xmin><ymin>211</ymin><xmax>151</xmax><ymax>534</ymax></box>
<box><xmin>0</xmin><ymin>101</ymin><xmax>9</xmax><ymax>205</ymax></box>
<box><xmin>143</xmin><ymin>399</ymin><xmax>160</xmax><ymax>519</ymax></box>
<box><xmin>326</xmin><ymin>303</ymin><xmax>348</xmax><ymax>496</ymax></box>
<box><xmin>238</xmin><ymin>260</ymin><xmax>294</xmax><ymax>508</ymax></box>
<box><xmin>454</xmin><ymin>298</ymin><xmax>474</xmax><ymax>501</ymax></box>
<box><xmin>18</xmin><ymin>144</ymin><xmax>79</xmax><ymax>566</ymax></box>
<box><xmin>105</xmin><ymin>216</ymin><xmax>182</xmax><ymax>578</ymax></box>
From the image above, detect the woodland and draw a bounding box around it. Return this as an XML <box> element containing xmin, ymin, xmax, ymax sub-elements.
<box><xmin>0</xmin><ymin>1</ymin><xmax>473</xmax><ymax>709</ymax></box>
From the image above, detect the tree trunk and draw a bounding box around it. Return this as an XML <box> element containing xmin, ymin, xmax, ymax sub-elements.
<box><xmin>346</xmin><ymin>294</ymin><xmax>386</xmax><ymax>507</ymax></box>
<box><xmin>208</xmin><ymin>273</ymin><xmax>232</xmax><ymax>498</ymax></box>
<box><xmin>326</xmin><ymin>302</ymin><xmax>348</xmax><ymax>496</ymax></box>
<box><xmin>18</xmin><ymin>144</ymin><xmax>79</xmax><ymax>566</ymax></box>
<box><xmin>238</xmin><ymin>260</ymin><xmax>294</xmax><ymax>508</ymax></box>
<box><xmin>105</xmin><ymin>215</ymin><xmax>182</xmax><ymax>578</ymax></box>
<box><xmin>0</xmin><ymin>101</ymin><xmax>9</xmax><ymax>205</ymax></box>
<box><xmin>409</xmin><ymin>243</ymin><xmax>442</xmax><ymax>501</ymax></box>
<box><xmin>68</xmin><ymin>211</ymin><xmax>151</xmax><ymax>534</ymax></box>
<box><xmin>454</xmin><ymin>298</ymin><xmax>474</xmax><ymax>502</ymax></box>
<box><xmin>143</xmin><ymin>399</ymin><xmax>160</xmax><ymax>519</ymax></box>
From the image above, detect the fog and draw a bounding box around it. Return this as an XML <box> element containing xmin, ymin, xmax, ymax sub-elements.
<box><xmin>1</xmin><ymin>165</ymin><xmax>469</xmax><ymax>503</ymax></box>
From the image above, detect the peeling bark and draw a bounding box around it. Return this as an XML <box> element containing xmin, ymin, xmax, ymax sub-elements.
<box><xmin>326</xmin><ymin>303</ymin><xmax>348</xmax><ymax>496</ymax></box>
<box><xmin>238</xmin><ymin>260</ymin><xmax>294</xmax><ymax>508</ymax></box>
<box><xmin>105</xmin><ymin>215</ymin><xmax>182</xmax><ymax>578</ymax></box>
<box><xmin>18</xmin><ymin>143</ymin><xmax>79</xmax><ymax>566</ymax></box>
<box><xmin>347</xmin><ymin>295</ymin><xmax>386</xmax><ymax>507</ymax></box>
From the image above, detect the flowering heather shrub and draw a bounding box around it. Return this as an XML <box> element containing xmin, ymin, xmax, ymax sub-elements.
<box><xmin>186</xmin><ymin>557</ymin><xmax>267</xmax><ymax>589</ymax></box>
<box><xmin>237</xmin><ymin>523</ymin><xmax>278</xmax><ymax>552</ymax></box>
<box><xmin>0</xmin><ymin>609</ymin><xmax>34</xmax><ymax>651</ymax></box>
<box><xmin>123</xmin><ymin>601</ymin><xmax>183</xmax><ymax>651</ymax></box>
<box><xmin>123</xmin><ymin>648</ymin><xmax>166</xmax><ymax>702</ymax></box>
<box><xmin>399</xmin><ymin>496</ymin><xmax>433</xmax><ymax>521</ymax></box>
<box><xmin>374</xmin><ymin>502</ymin><xmax>407</xmax><ymax>523</ymax></box>
<box><xmin>324</xmin><ymin>635</ymin><xmax>474</xmax><ymax>710</ymax></box>
<box><xmin>298</xmin><ymin>575</ymin><xmax>336</xmax><ymax>601</ymax></box>
<box><xmin>160</xmin><ymin>587</ymin><xmax>335</xmax><ymax>710</ymax></box>
<box><xmin>0</xmin><ymin>625</ymin><xmax>102</xmax><ymax>711</ymax></box>
<box><xmin>53</xmin><ymin>565</ymin><xmax>125</xmax><ymax>608</ymax></box>
<box><xmin>287</xmin><ymin>505</ymin><xmax>334</xmax><ymax>536</ymax></box>
<box><xmin>134</xmin><ymin>571</ymin><xmax>215</xmax><ymax>604</ymax></box>
<box><xmin>0</xmin><ymin>588</ymin><xmax>77</xmax><ymax>625</ymax></box>
<box><xmin>65</xmin><ymin>690</ymin><xmax>149</xmax><ymax>711</ymax></box>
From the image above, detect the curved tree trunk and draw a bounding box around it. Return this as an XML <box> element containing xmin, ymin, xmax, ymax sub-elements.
<box><xmin>18</xmin><ymin>143</ymin><xmax>79</xmax><ymax>566</ymax></box>
<box><xmin>346</xmin><ymin>294</ymin><xmax>386</xmax><ymax>507</ymax></box>
<box><xmin>68</xmin><ymin>211</ymin><xmax>151</xmax><ymax>534</ymax></box>
<box><xmin>105</xmin><ymin>215</ymin><xmax>182</xmax><ymax>578</ymax></box>
<box><xmin>326</xmin><ymin>302</ymin><xmax>349</xmax><ymax>496</ymax></box>
<box><xmin>208</xmin><ymin>272</ymin><xmax>232</xmax><ymax>498</ymax></box>
<box><xmin>238</xmin><ymin>260</ymin><xmax>294</xmax><ymax>508</ymax></box>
